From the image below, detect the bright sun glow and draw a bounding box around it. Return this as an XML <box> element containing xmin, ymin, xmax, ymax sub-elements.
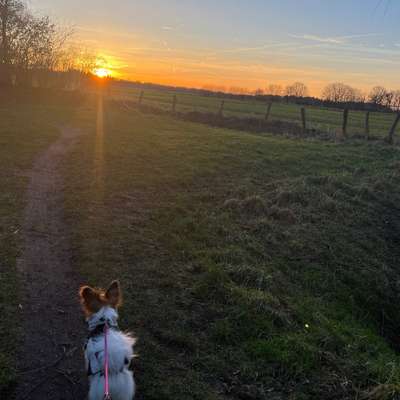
<box><xmin>94</xmin><ymin>68</ymin><xmax>111</xmax><ymax>78</ymax></box>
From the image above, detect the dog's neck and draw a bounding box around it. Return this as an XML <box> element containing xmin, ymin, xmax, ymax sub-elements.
<box><xmin>87</xmin><ymin>306</ymin><xmax>119</xmax><ymax>333</ymax></box>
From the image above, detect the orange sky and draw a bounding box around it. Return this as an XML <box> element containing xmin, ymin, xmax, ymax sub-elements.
<box><xmin>77</xmin><ymin>26</ymin><xmax>400</xmax><ymax>96</ymax></box>
<box><xmin>33</xmin><ymin>0</ymin><xmax>400</xmax><ymax>97</ymax></box>
<box><xmin>77</xmin><ymin>29</ymin><xmax>371</xmax><ymax>96</ymax></box>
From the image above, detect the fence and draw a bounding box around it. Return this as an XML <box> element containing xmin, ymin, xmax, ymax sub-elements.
<box><xmin>110</xmin><ymin>85</ymin><xmax>400</xmax><ymax>143</ymax></box>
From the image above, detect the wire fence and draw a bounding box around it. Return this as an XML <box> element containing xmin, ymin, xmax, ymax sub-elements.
<box><xmin>109</xmin><ymin>85</ymin><xmax>400</xmax><ymax>142</ymax></box>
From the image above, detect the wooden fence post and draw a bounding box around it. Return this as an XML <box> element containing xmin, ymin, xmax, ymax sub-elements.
<box><xmin>301</xmin><ymin>107</ymin><xmax>306</xmax><ymax>134</ymax></box>
<box><xmin>342</xmin><ymin>109</ymin><xmax>349</xmax><ymax>138</ymax></box>
<box><xmin>265</xmin><ymin>102</ymin><xmax>272</xmax><ymax>121</ymax></box>
<box><xmin>218</xmin><ymin>100</ymin><xmax>225</xmax><ymax>117</ymax></box>
<box><xmin>365</xmin><ymin>111</ymin><xmax>370</xmax><ymax>140</ymax></box>
<box><xmin>172</xmin><ymin>94</ymin><xmax>177</xmax><ymax>112</ymax></box>
<box><xmin>387</xmin><ymin>113</ymin><xmax>400</xmax><ymax>145</ymax></box>
<box><xmin>138</xmin><ymin>90</ymin><xmax>144</xmax><ymax>105</ymax></box>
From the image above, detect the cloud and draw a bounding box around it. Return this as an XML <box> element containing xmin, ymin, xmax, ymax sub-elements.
<box><xmin>289</xmin><ymin>33</ymin><xmax>381</xmax><ymax>45</ymax></box>
<box><xmin>162</xmin><ymin>24</ymin><xmax>184</xmax><ymax>31</ymax></box>
<box><xmin>338</xmin><ymin>33</ymin><xmax>381</xmax><ymax>40</ymax></box>
<box><xmin>215</xmin><ymin>36</ymin><xmax>362</xmax><ymax>56</ymax></box>
<box><xmin>208</xmin><ymin>41</ymin><xmax>318</xmax><ymax>57</ymax></box>
<box><xmin>289</xmin><ymin>34</ymin><xmax>343</xmax><ymax>44</ymax></box>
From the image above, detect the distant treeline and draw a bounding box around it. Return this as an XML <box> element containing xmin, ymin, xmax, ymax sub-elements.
<box><xmin>254</xmin><ymin>95</ymin><xmax>393</xmax><ymax>113</ymax></box>
<box><xmin>114</xmin><ymin>80</ymin><xmax>397</xmax><ymax>114</ymax></box>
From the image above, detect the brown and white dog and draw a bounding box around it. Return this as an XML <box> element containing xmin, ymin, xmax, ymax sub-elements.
<box><xmin>79</xmin><ymin>281</ymin><xmax>135</xmax><ymax>400</ymax></box>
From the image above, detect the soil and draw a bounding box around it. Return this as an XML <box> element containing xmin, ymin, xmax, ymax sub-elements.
<box><xmin>15</xmin><ymin>127</ymin><xmax>88</xmax><ymax>400</ymax></box>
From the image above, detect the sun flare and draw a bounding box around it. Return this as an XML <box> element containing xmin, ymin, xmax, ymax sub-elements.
<box><xmin>94</xmin><ymin>68</ymin><xmax>111</xmax><ymax>78</ymax></box>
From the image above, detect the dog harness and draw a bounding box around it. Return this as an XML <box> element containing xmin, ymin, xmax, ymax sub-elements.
<box><xmin>85</xmin><ymin>307</ymin><xmax>119</xmax><ymax>378</ymax></box>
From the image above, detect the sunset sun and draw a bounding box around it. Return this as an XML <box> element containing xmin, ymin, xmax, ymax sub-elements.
<box><xmin>94</xmin><ymin>68</ymin><xmax>111</xmax><ymax>78</ymax></box>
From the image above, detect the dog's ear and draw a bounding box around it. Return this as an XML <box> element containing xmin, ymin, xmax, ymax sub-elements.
<box><xmin>79</xmin><ymin>286</ymin><xmax>103</xmax><ymax>315</ymax></box>
<box><xmin>105</xmin><ymin>280</ymin><xmax>122</xmax><ymax>308</ymax></box>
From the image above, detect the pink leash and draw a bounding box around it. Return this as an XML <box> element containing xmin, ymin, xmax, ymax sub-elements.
<box><xmin>103</xmin><ymin>323</ymin><xmax>112</xmax><ymax>400</ymax></box>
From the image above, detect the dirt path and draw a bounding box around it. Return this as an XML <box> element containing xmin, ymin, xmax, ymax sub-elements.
<box><xmin>15</xmin><ymin>127</ymin><xmax>87</xmax><ymax>400</ymax></box>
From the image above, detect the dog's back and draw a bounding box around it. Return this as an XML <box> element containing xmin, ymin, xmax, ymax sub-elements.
<box><xmin>86</xmin><ymin>329</ymin><xmax>136</xmax><ymax>400</ymax></box>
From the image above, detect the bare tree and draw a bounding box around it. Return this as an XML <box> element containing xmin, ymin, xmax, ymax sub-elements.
<box><xmin>369</xmin><ymin>86</ymin><xmax>388</xmax><ymax>107</ymax></box>
<box><xmin>354</xmin><ymin>89</ymin><xmax>367</xmax><ymax>103</ymax></box>
<box><xmin>383</xmin><ymin>90</ymin><xmax>395</xmax><ymax>109</ymax></box>
<box><xmin>60</xmin><ymin>47</ymin><xmax>98</xmax><ymax>89</ymax></box>
<box><xmin>322</xmin><ymin>82</ymin><xmax>361</xmax><ymax>103</ymax></box>
<box><xmin>0</xmin><ymin>0</ymin><xmax>25</xmax><ymax>84</ymax></box>
<box><xmin>285</xmin><ymin>82</ymin><xmax>308</xmax><ymax>97</ymax></box>
<box><xmin>265</xmin><ymin>84</ymin><xmax>283</xmax><ymax>96</ymax></box>
<box><xmin>0</xmin><ymin>0</ymin><xmax>74</xmax><ymax>87</ymax></box>
<box><xmin>392</xmin><ymin>90</ymin><xmax>400</xmax><ymax>111</ymax></box>
<box><xmin>229</xmin><ymin>86</ymin><xmax>249</xmax><ymax>95</ymax></box>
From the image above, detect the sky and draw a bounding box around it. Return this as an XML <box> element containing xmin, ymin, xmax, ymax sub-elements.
<box><xmin>31</xmin><ymin>0</ymin><xmax>400</xmax><ymax>96</ymax></box>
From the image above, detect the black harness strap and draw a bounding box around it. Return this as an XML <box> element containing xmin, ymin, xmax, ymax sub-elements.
<box><xmin>89</xmin><ymin>323</ymin><xmax>106</xmax><ymax>338</ymax></box>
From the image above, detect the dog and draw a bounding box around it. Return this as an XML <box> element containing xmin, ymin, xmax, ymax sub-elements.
<box><xmin>79</xmin><ymin>280</ymin><xmax>136</xmax><ymax>400</ymax></box>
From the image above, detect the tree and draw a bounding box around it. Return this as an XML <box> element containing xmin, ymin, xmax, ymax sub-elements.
<box><xmin>353</xmin><ymin>88</ymin><xmax>367</xmax><ymax>103</ymax></box>
<box><xmin>265</xmin><ymin>84</ymin><xmax>283</xmax><ymax>96</ymax></box>
<box><xmin>229</xmin><ymin>86</ymin><xmax>249</xmax><ymax>95</ymax></box>
<box><xmin>369</xmin><ymin>86</ymin><xmax>388</xmax><ymax>107</ymax></box>
<box><xmin>392</xmin><ymin>90</ymin><xmax>400</xmax><ymax>111</ymax></box>
<box><xmin>285</xmin><ymin>82</ymin><xmax>308</xmax><ymax>97</ymax></box>
<box><xmin>321</xmin><ymin>82</ymin><xmax>360</xmax><ymax>103</ymax></box>
<box><xmin>0</xmin><ymin>0</ymin><xmax>73</xmax><ymax>86</ymax></box>
<box><xmin>383</xmin><ymin>90</ymin><xmax>395</xmax><ymax>109</ymax></box>
<box><xmin>0</xmin><ymin>0</ymin><xmax>25</xmax><ymax>84</ymax></box>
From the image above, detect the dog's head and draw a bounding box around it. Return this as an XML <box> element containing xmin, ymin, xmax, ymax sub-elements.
<box><xmin>79</xmin><ymin>280</ymin><xmax>122</xmax><ymax>316</ymax></box>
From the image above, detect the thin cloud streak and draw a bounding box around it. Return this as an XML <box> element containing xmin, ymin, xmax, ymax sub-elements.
<box><xmin>289</xmin><ymin>32</ymin><xmax>381</xmax><ymax>45</ymax></box>
<box><xmin>289</xmin><ymin>34</ymin><xmax>343</xmax><ymax>44</ymax></box>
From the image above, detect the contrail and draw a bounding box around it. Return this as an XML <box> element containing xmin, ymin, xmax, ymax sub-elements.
<box><xmin>373</xmin><ymin>0</ymin><xmax>384</xmax><ymax>15</ymax></box>
<box><xmin>384</xmin><ymin>0</ymin><xmax>391</xmax><ymax>16</ymax></box>
<box><xmin>373</xmin><ymin>0</ymin><xmax>391</xmax><ymax>17</ymax></box>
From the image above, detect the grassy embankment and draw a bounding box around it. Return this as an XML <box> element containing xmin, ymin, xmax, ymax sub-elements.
<box><xmin>63</xmin><ymin>97</ymin><xmax>400</xmax><ymax>399</ymax></box>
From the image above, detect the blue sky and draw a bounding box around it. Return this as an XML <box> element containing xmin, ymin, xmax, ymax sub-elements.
<box><xmin>32</xmin><ymin>0</ymin><xmax>400</xmax><ymax>94</ymax></box>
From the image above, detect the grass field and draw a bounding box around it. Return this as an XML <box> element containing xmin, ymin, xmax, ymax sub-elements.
<box><xmin>2</xmin><ymin>91</ymin><xmax>400</xmax><ymax>398</ymax></box>
<box><xmin>59</xmin><ymin>95</ymin><xmax>400</xmax><ymax>399</ymax></box>
<box><xmin>0</xmin><ymin>100</ymin><xmax>75</xmax><ymax>393</ymax></box>
<box><xmin>110</xmin><ymin>84</ymin><xmax>400</xmax><ymax>140</ymax></box>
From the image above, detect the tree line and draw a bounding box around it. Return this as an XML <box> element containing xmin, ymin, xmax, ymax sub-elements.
<box><xmin>253</xmin><ymin>82</ymin><xmax>400</xmax><ymax>112</ymax></box>
<box><xmin>199</xmin><ymin>82</ymin><xmax>400</xmax><ymax>113</ymax></box>
<box><xmin>0</xmin><ymin>0</ymin><xmax>100</xmax><ymax>89</ymax></box>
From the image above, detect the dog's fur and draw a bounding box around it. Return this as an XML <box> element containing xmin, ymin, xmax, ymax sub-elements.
<box><xmin>79</xmin><ymin>281</ymin><xmax>135</xmax><ymax>400</ymax></box>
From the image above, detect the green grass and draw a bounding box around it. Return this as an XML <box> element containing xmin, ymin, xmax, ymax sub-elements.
<box><xmin>111</xmin><ymin>84</ymin><xmax>400</xmax><ymax>139</ymax></box>
<box><xmin>0</xmin><ymin>99</ymin><xmax>79</xmax><ymax>394</ymax></box>
<box><xmin>62</xmin><ymin>98</ymin><xmax>400</xmax><ymax>399</ymax></box>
